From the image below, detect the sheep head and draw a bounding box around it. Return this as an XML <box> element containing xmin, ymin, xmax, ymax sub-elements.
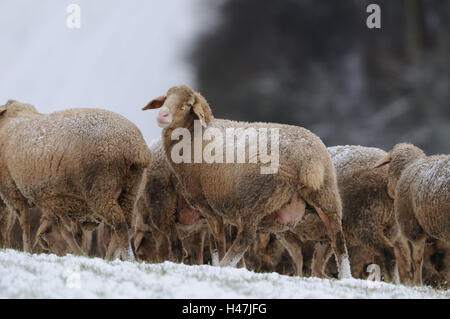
<box><xmin>34</xmin><ymin>218</ymin><xmax>70</xmax><ymax>256</ymax></box>
<box><xmin>374</xmin><ymin>143</ymin><xmax>425</xmax><ymax>197</ymax></box>
<box><xmin>142</xmin><ymin>85</ymin><xmax>213</xmax><ymax>129</ymax></box>
<box><xmin>0</xmin><ymin>100</ymin><xmax>39</xmax><ymax>118</ymax></box>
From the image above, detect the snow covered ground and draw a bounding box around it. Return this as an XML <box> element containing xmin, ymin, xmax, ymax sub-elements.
<box><xmin>0</xmin><ymin>249</ymin><xmax>448</xmax><ymax>299</ymax></box>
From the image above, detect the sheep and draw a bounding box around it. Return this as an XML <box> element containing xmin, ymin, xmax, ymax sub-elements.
<box><xmin>374</xmin><ymin>143</ymin><xmax>450</xmax><ymax>285</ymax></box>
<box><xmin>276</xmin><ymin>145</ymin><xmax>411</xmax><ymax>282</ymax></box>
<box><xmin>134</xmin><ymin>140</ymin><xmax>210</xmax><ymax>264</ymax></box>
<box><xmin>0</xmin><ymin>100</ymin><xmax>151</xmax><ymax>259</ymax></box>
<box><xmin>142</xmin><ymin>85</ymin><xmax>351</xmax><ymax>278</ymax></box>
<box><xmin>325</xmin><ymin>145</ymin><xmax>410</xmax><ymax>282</ymax></box>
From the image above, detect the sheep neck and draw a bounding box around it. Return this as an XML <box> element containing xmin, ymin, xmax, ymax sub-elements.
<box><xmin>161</xmin><ymin>119</ymin><xmax>196</xmax><ymax>168</ymax></box>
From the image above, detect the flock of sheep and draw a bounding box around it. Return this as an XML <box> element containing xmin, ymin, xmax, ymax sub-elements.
<box><xmin>0</xmin><ymin>85</ymin><xmax>448</xmax><ymax>289</ymax></box>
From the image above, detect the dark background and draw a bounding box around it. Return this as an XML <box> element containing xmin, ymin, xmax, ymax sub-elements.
<box><xmin>190</xmin><ymin>0</ymin><xmax>450</xmax><ymax>154</ymax></box>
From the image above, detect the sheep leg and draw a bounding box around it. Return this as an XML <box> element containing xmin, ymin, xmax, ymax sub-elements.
<box><xmin>54</xmin><ymin>215</ymin><xmax>84</xmax><ymax>255</ymax></box>
<box><xmin>381</xmin><ymin>248</ymin><xmax>398</xmax><ymax>283</ymax></box>
<box><xmin>208</xmin><ymin>232</ymin><xmax>220</xmax><ymax>266</ymax></box>
<box><xmin>111</xmin><ymin>168</ymin><xmax>145</xmax><ymax>261</ymax></box>
<box><xmin>0</xmin><ymin>208</ymin><xmax>6</xmax><ymax>247</ymax></box>
<box><xmin>410</xmin><ymin>237</ymin><xmax>427</xmax><ymax>285</ymax></box>
<box><xmin>0</xmin><ymin>177</ymin><xmax>36</xmax><ymax>252</ymax></box>
<box><xmin>88</xmin><ymin>175</ymin><xmax>133</xmax><ymax>260</ymax></box>
<box><xmin>96</xmin><ymin>223</ymin><xmax>108</xmax><ymax>258</ymax></box>
<box><xmin>3</xmin><ymin>211</ymin><xmax>16</xmax><ymax>248</ymax></box>
<box><xmin>170</xmin><ymin>224</ymin><xmax>184</xmax><ymax>262</ymax></box>
<box><xmin>5</xmin><ymin>205</ymin><xmax>32</xmax><ymax>252</ymax></box>
<box><xmin>197</xmin><ymin>229</ymin><xmax>207</xmax><ymax>265</ymax></box>
<box><xmin>314</xmin><ymin>206</ymin><xmax>351</xmax><ymax>279</ymax></box>
<box><xmin>100</xmin><ymin>203</ymin><xmax>130</xmax><ymax>261</ymax></box>
<box><xmin>157</xmin><ymin>231</ymin><xmax>171</xmax><ymax>262</ymax></box>
<box><xmin>311</xmin><ymin>242</ymin><xmax>333</xmax><ymax>278</ymax></box>
<box><xmin>219</xmin><ymin>222</ymin><xmax>257</xmax><ymax>268</ymax></box>
<box><xmin>422</xmin><ymin>253</ymin><xmax>443</xmax><ymax>287</ymax></box>
<box><xmin>17</xmin><ymin>208</ymin><xmax>32</xmax><ymax>252</ymax></box>
<box><xmin>237</xmin><ymin>256</ymin><xmax>246</xmax><ymax>269</ymax></box>
<box><xmin>105</xmin><ymin>235</ymin><xmax>120</xmax><ymax>260</ymax></box>
<box><xmin>393</xmin><ymin>238</ymin><xmax>412</xmax><ymax>284</ymax></box>
<box><xmin>80</xmin><ymin>228</ymin><xmax>94</xmax><ymax>256</ymax></box>
<box><xmin>359</xmin><ymin>229</ymin><xmax>397</xmax><ymax>282</ymax></box>
<box><xmin>276</xmin><ymin>232</ymin><xmax>303</xmax><ymax>276</ymax></box>
<box><xmin>206</xmin><ymin>216</ymin><xmax>227</xmax><ymax>260</ymax></box>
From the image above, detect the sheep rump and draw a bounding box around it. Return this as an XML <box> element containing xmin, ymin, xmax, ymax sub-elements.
<box><xmin>0</xmin><ymin>100</ymin><xmax>151</xmax><ymax>258</ymax></box>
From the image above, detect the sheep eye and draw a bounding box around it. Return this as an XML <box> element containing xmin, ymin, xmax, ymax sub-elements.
<box><xmin>181</xmin><ymin>104</ymin><xmax>192</xmax><ymax>111</ymax></box>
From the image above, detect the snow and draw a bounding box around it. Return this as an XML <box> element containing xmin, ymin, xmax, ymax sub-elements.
<box><xmin>1</xmin><ymin>249</ymin><xmax>448</xmax><ymax>299</ymax></box>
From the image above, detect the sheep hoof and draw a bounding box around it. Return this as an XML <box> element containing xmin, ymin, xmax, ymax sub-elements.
<box><xmin>211</xmin><ymin>250</ymin><xmax>219</xmax><ymax>266</ymax></box>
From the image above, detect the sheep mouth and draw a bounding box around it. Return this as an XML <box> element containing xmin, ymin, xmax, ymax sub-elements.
<box><xmin>157</xmin><ymin>117</ymin><xmax>171</xmax><ymax>127</ymax></box>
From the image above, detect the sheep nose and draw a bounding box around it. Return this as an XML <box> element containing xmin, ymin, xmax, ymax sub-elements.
<box><xmin>160</xmin><ymin>112</ymin><xmax>169</xmax><ymax>118</ymax></box>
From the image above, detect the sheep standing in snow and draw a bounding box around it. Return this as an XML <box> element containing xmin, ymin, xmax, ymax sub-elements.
<box><xmin>0</xmin><ymin>100</ymin><xmax>151</xmax><ymax>258</ymax></box>
<box><xmin>319</xmin><ymin>145</ymin><xmax>410</xmax><ymax>282</ymax></box>
<box><xmin>277</xmin><ymin>145</ymin><xmax>411</xmax><ymax>282</ymax></box>
<box><xmin>142</xmin><ymin>85</ymin><xmax>350</xmax><ymax>278</ymax></box>
<box><xmin>134</xmin><ymin>140</ymin><xmax>210</xmax><ymax>264</ymax></box>
<box><xmin>375</xmin><ymin>143</ymin><xmax>450</xmax><ymax>285</ymax></box>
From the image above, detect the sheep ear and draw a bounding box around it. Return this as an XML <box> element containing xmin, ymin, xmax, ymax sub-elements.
<box><xmin>192</xmin><ymin>94</ymin><xmax>208</xmax><ymax>128</ymax></box>
<box><xmin>0</xmin><ymin>109</ymin><xmax>6</xmax><ymax>117</ymax></box>
<box><xmin>193</xmin><ymin>102</ymin><xmax>207</xmax><ymax>128</ymax></box>
<box><xmin>36</xmin><ymin>220</ymin><xmax>52</xmax><ymax>237</ymax></box>
<box><xmin>374</xmin><ymin>154</ymin><xmax>391</xmax><ymax>168</ymax></box>
<box><xmin>134</xmin><ymin>232</ymin><xmax>145</xmax><ymax>251</ymax></box>
<box><xmin>33</xmin><ymin>220</ymin><xmax>52</xmax><ymax>249</ymax></box>
<box><xmin>142</xmin><ymin>96</ymin><xmax>166</xmax><ymax>110</ymax></box>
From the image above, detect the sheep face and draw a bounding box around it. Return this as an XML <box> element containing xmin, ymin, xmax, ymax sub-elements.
<box><xmin>134</xmin><ymin>230</ymin><xmax>159</xmax><ymax>262</ymax></box>
<box><xmin>374</xmin><ymin>143</ymin><xmax>425</xmax><ymax>197</ymax></box>
<box><xmin>34</xmin><ymin>219</ymin><xmax>70</xmax><ymax>256</ymax></box>
<box><xmin>142</xmin><ymin>85</ymin><xmax>212</xmax><ymax>129</ymax></box>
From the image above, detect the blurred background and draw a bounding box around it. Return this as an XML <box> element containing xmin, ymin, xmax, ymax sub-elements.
<box><xmin>1</xmin><ymin>0</ymin><xmax>449</xmax><ymax>153</ymax></box>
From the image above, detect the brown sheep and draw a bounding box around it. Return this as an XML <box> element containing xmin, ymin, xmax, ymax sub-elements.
<box><xmin>374</xmin><ymin>143</ymin><xmax>450</xmax><ymax>285</ymax></box>
<box><xmin>134</xmin><ymin>140</ymin><xmax>209</xmax><ymax>265</ymax></box>
<box><xmin>321</xmin><ymin>145</ymin><xmax>410</xmax><ymax>282</ymax></box>
<box><xmin>277</xmin><ymin>145</ymin><xmax>410</xmax><ymax>282</ymax></box>
<box><xmin>142</xmin><ymin>85</ymin><xmax>350</xmax><ymax>278</ymax></box>
<box><xmin>0</xmin><ymin>100</ymin><xmax>151</xmax><ymax>259</ymax></box>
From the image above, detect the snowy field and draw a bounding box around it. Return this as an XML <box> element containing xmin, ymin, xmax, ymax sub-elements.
<box><xmin>0</xmin><ymin>249</ymin><xmax>448</xmax><ymax>299</ymax></box>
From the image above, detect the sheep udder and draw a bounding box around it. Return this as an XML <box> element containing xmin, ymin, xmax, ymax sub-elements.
<box><xmin>274</xmin><ymin>193</ymin><xmax>306</xmax><ymax>226</ymax></box>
